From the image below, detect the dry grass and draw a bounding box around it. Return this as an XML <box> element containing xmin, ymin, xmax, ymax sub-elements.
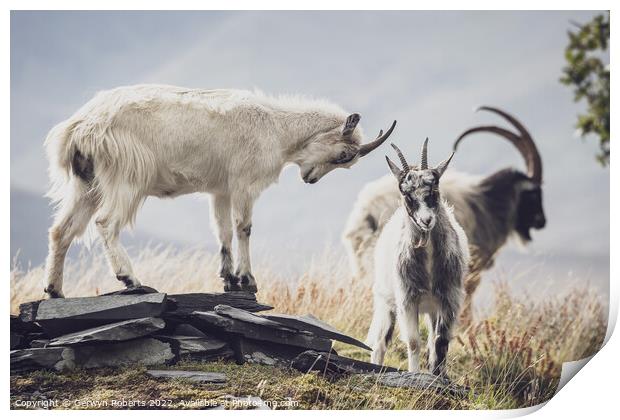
<box><xmin>10</xmin><ymin>245</ymin><xmax>608</xmax><ymax>409</ymax></box>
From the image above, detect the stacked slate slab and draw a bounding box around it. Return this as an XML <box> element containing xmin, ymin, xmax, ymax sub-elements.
<box><xmin>10</xmin><ymin>286</ymin><xmax>466</xmax><ymax>396</ymax></box>
<box><xmin>10</xmin><ymin>286</ymin><xmax>368</xmax><ymax>374</ymax></box>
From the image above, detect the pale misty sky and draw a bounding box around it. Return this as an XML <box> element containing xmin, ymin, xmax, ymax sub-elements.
<box><xmin>10</xmin><ymin>11</ymin><xmax>609</xmax><ymax>301</ymax></box>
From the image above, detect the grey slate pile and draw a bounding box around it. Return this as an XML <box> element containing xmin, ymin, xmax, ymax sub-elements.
<box><xmin>10</xmin><ymin>286</ymin><xmax>368</xmax><ymax>374</ymax></box>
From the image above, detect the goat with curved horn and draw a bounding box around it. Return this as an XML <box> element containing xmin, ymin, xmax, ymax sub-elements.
<box><xmin>359</xmin><ymin>120</ymin><xmax>397</xmax><ymax>157</ymax></box>
<box><xmin>453</xmin><ymin>106</ymin><xmax>542</xmax><ymax>184</ymax></box>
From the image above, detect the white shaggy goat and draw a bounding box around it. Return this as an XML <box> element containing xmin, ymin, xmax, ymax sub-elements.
<box><xmin>367</xmin><ymin>140</ymin><xmax>469</xmax><ymax>375</ymax></box>
<box><xmin>344</xmin><ymin>107</ymin><xmax>545</xmax><ymax>323</ymax></box>
<box><xmin>43</xmin><ymin>84</ymin><xmax>396</xmax><ymax>298</ymax></box>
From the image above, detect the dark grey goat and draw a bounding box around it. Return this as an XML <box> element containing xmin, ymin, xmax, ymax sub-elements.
<box><xmin>367</xmin><ymin>139</ymin><xmax>469</xmax><ymax>375</ymax></box>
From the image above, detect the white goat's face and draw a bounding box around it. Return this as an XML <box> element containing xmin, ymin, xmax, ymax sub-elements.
<box><xmin>398</xmin><ymin>169</ymin><xmax>441</xmax><ymax>232</ymax></box>
<box><xmin>386</xmin><ymin>139</ymin><xmax>454</xmax><ymax>240</ymax></box>
<box><xmin>297</xmin><ymin>114</ymin><xmax>397</xmax><ymax>184</ymax></box>
<box><xmin>298</xmin><ymin>128</ymin><xmax>362</xmax><ymax>184</ymax></box>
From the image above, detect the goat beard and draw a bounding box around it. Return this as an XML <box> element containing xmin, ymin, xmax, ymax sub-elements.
<box><xmin>414</xmin><ymin>230</ymin><xmax>430</xmax><ymax>248</ymax></box>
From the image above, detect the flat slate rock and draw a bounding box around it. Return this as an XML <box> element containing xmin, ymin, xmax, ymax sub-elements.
<box><xmin>192</xmin><ymin>311</ymin><xmax>332</xmax><ymax>352</ymax></box>
<box><xmin>165</xmin><ymin>292</ymin><xmax>272</xmax><ymax>317</ymax></box>
<box><xmin>366</xmin><ymin>371</ymin><xmax>469</xmax><ymax>398</ymax></box>
<box><xmin>49</xmin><ymin>317</ymin><xmax>166</xmax><ymax>346</ymax></box>
<box><xmin>173</xmin><ymin>323</ymin><xmax>207</xmax><ymax>337</ymax></box>
<box><xmin>73</xmin><ymin>337</ymin><xmax>174</xmax><ymax>368</ymax></box>
<box><xmin>291</xmin><ymin>350</ymin><xmax>398</xmax><ymax>377</ymax></box>
<box><xmin>147</xmin><ymin>370</ymin><xmax>227</xmax><ymax>383</ymax></box>
<box><xmin>233</xmin><ymin>336</ymin><xmax>319</xmax><ymax>367</ymax></box>
<box><xmin>101</xmin><ymin>285</ymin><xmax>160</xmax><ymax>296</ymax></box>
<box><xmin>11</xmin><ymin>347</ymin><xmax>75</xmax><ymax>373</ymax></box>
<box><xmin>214</xmin><ymin>305</ymin><xmax>296</xmax><ymax>332</ymax></box>
<box><xmin>154</xmin><ymin>334</ymin><xmax>234</xmax><ymax>361</ymax></box>
<box><xmin>263</xmin><ymin>313</ymin><xmax>371</xmax><ymax>351</ymax></box>
<box><xmin>19</xmin><ymin>293</ymin><xmax>168</xmax><ymax>336</ymax></box>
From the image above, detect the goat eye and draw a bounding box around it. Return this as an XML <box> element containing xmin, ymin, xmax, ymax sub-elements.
<box><xmin>339</xmin><ymin>152</ymin><xmax>347</xmax><ymax>160</ymax></box>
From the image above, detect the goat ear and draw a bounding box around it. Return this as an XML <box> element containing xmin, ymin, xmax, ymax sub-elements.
<box><xmin>342</xmin><ymin>113</ymin><xmax>361</xmax><ymax>137</ymax></box>
<box><xmin>385</xmin><ymin>156</ymin><xmax>402</xmax><ymax>178</ymax></box>
<box><xmin>435</xmin><ymin>151</ymin><xmax>455</xmax><ymax>178</ymax></box>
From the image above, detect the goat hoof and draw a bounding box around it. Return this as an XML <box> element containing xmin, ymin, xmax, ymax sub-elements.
<box><xmin>44</xmin><ymin>286</ymin><xmax>64</xmax><ymax>299</ymax></box>
<box><xmin>239</xmin><ymin>274</ymin><xmax>258</xmax><ymax>293</ymax></box>
<box><xmin>223</xmin><ymin>282</ymin><xmax>242</xmax><ymax>292</ymax></box>
<box><xmin>223</xmin><ymin>274</ymin><xmax>242</xmax><ymax>292</ymax></box>
<box><xmin>116</xmin><ymin>275</ymin><xmax>141</xmax><ymax>288</ymax></box>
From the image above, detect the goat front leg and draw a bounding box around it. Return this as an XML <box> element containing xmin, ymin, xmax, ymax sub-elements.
<box><xmin>211</xmin><ymin>194</ymin><xmax>240</xmax><ymax>291</ymax></box>
<box><xmin>432</xmin><ymin>310</ymin><xmax>456</xmax><ymax>378</ymax></box>
<box><xmin>232</xmin><ymin>194</ymin><xmax>257</xmax><ymax>293</ymax></box>
<box><xmin>399</xmin><ymin>304</ymin><xmax>421</xmax><ymax>373</ymax></box>
<box><xmin>425</xmin><ymin>313</ymin><xmax>438</xmax><ymax>371</ymax></box>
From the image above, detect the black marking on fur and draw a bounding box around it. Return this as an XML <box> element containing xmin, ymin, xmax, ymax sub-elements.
<box><xmin>515</xmin><ymin>187</ymin><xmax>545</xmax><ymax>241</ymax></box>
<box><xmin>223</xmin><ymin>280</ymin><xmax>242</xmax><ymax>292</ymax></box>
<box><xmin>403</xmin><ymin>195</ymin><xmax>420</xmax><ymax>222</ymax></box>
<box><xmin>222</xmin><ymin>271</ymin><xmax>241</xmax><ymax>292</ymax></box>
<box><xmin>44</xmin><ymin>285</ymin><xmax>63</xmax><ymax>299</ymax></box>
<box><xmin>433</xmin><ymin>333</ymin><xmax>450</xmax><ymax>376</ymax></box>
<box><xmin>239</xmin><ymin>273</ymin><xmax>258</xmax><ymax>293</ymax></box>
<box><xmin>71</xmin><ymin>149</ymin><xmax>94</xmax><ymax>183</ymax></box>
<box><xmin>365</xmin><ymin>214</ymin><xmax>378</xmax><ymax>232</ymax></box>
<box><xmin>384</xmin><ymin>310</ymin><xmax>396</xmax><ymax>346</ymax></box>
<box><xmin>219</xmin><ymin>246</ymin><xmax>233</xmax><ymax>278</ymax></box>
<box><xmin>116</xmin><ymin>275</ymin><xmax>137</xmax><ymax>287</ymax></box>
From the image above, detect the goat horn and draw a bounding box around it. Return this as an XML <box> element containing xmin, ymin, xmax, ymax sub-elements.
<box><xmin>454</xmin><ymin>107</ymin><xmax>542</xmax><ymax>184</ymax></box>
<box><xmin>358</xmin><ymin>120</ymin><xmax>397</xmax><ymax>157</ymax></box>
<box><xmin>420</xmin><ymin>137</ymin><xmax>429</xmax><ymax>170</ymax></box>
<box><xmin>390</xmin><ymin>143</ymin><xmax>409</xmax><ymax>171</ymax></box>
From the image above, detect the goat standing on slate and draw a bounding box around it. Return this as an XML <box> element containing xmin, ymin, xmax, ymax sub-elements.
<box><xmin>43</xmin><ymin>85</ymin><xmax>396</xmax><ymax>298</ymax></box>
<box><xmin>344</xmin><ymin>107</ymin><xmax>545</xmax><ymax>324</ymax></box>
<box><xmin>367</xmin><ymin>140</ymin><xmax>469</xmax><ymax>376</ymax></box>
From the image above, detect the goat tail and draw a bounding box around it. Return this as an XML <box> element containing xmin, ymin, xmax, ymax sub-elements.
<box><xmin>44</xmin><ymin>114</ymin><xmax>157</xmax><ymax>245</ymax></box>
<box><xmin>44</xmin><ymin>118</ymin><xmax>81</xmax><ymax>206</ymax></box>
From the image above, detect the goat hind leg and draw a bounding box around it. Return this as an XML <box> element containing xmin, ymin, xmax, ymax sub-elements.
<box><xmin>459</xmin><ymin>271</ymin><xmax>481</xmax><ymax>326</ymax></box>
<box><xmin>95</xmin><ymin>216</ymin><xmax>140</xmax><ymax>289</ymax></box>
<box><xmin>44</xmin><ymin>183</ymin><xmax>96</xmax><ymax>298</ymax></box>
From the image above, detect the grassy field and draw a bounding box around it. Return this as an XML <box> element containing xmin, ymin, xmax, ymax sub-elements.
<box><xmin>10</xmin><ymin>246</ymin><xmax>608</xmax><ymax>410</ymax></box>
